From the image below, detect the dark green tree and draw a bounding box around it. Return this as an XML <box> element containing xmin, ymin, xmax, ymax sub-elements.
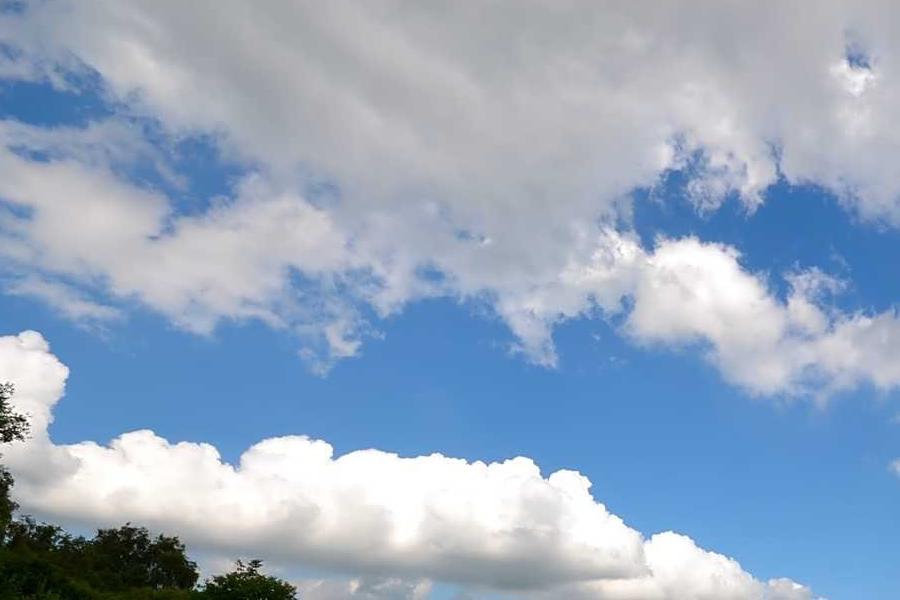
<box><xmin>0</xmin><ymin>519</ymin><xmax>200</xmax><ymax>600</ymax></box>
<box><xmin>84</xmin><ymin>524</ymin><xmax>199</xmax><ymax>592</ymax></box>
<box><xmin>202</xmin><ymin>560</ymin><xmax>296</xmax><ymax>600</ymax></box>
<box><xmin>0</xmin><ymin>523</ymin><xmax>96</xmax><ymax>600</ymax></box>
<box><xmin>0</xmin><ymin>382</ymin><xmax>28</xmax><ymax>540</ymax></box>
<box><xmin>0</xmin><ymin>382</ymin><xmax>28</xmax><ymax>444</ymax></box>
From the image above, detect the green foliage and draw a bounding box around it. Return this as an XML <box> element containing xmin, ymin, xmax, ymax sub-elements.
<box><xmin>0</xmin><ymin>546</ymin><xmax>98</xmax><ymax>600</ymax></box>
<box><xmin>84</xmin><ymin>524</ymin><xmax>199</xmax><ymax>591</ymax></box>
<box><xmin>0</xmin><ymin>382</ymin><xmax>28</xmax><ymax>444</ymax></box>
<box><xmin>0</xmin><ymin>382</ymin><xmax>28</xmax><ymax>540</ymax></box>
<box><xmin>0</xmin><ymin>383</ymin><xmax>297</xmax><ymax>599</ymax></box>
<box><xmin>202</xmin><ymin>560</ymin><xmax>296</xmax><ymax>600</ymax></box>
<box><xmin>0</xmin><ymin>466</ymin><xmax>16</xmax><ymax>539</ymax></box>
<box><xmin>0</xmin><ymin>519</ymin><xmax>200</xmax><ymax>600</ymax></box>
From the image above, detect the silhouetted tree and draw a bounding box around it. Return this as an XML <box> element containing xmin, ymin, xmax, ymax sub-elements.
<box><xmin>0</xmin><ymin>383</ymin><xmax>28</xmax><ymax>444</ymax></box>
<box><xmin>0</xmin><ymin>519</ymin><xmax>200</xmax><ymax>599</ymax></box>
<box><xmin>0</xmin><ymin>382</ymin><xmax>28</xmax><ymax>540</ymax></box>
<box><xmin>85</xmin><ymin>524</ymin><xmax>199</xmax><ymax>592</ymax></box>
<box><xmin>202</xmin><ymin>559</ymin><xmax>296</xmax><ymax>600</ymax></box>
<box><xmin>0</xmin><ymin>525</ymin><xmax>96</xmax><ymax>600</ymax></box>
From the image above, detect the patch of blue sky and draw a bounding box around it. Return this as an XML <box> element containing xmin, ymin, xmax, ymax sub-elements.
<box><xmin>0</xmin><ymin>77</ymin><xmax>251</xmax><ymax>221</ymax></box>
<box><xmin>633</xmin><ymin>172</ymin><xmax>900</xmax><ymax>314</ymax></box>
<box><xmin>0</xmin><ymin>74</ymin><xmax>111</xmax><ymax>126</ymax></box>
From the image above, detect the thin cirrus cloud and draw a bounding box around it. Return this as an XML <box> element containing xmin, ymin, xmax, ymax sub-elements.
<box><xmin>0</xmin><ymin>330</ymin><xmax>817</xmax><ymax>600</ymax></box>
<box><xmin>1</xmin><ymin>2</ymin><xmax>900</xmax><ymax>393</ymax></box>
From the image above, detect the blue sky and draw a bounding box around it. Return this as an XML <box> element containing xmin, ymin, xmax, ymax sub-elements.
<box><xmin>1</xmin><ymin>3</ymin><xmax>900</xmax><ymax>600</ymax></box>
<box><xmin>7</xmin><ymin>170</ymin><xmax>900</xmax><ymax>599</ymax></box>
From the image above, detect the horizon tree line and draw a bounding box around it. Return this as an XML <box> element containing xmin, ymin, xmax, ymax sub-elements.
<box><xmin>0</xmin><ymin>381</ymin><xmax>298</xmax><ymax>600</ymax></box>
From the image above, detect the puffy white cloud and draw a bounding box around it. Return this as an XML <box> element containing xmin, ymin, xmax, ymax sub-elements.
<box><xmin>0</xmin><ymin>330</ymin><xmax>816</xmax><ymax>599</ymax></box>
<box><xmin>295</xmin><ymin>577</ymin><xmax>431</xmax><ymax>600</ymax></box>
<box><xmin>620</xmin><ymin>238</ymin><xmax>900</xmax><ymax>396</ymax></box>
<box><xmin>1</xmin><ymin>2</ymin><xmax>900</xmax><ymax>393</ymax></box>
<box><xmin>484</xmin><ymin>232</ymin><xmax>900</xmax><ymax>396</ymax></box>
<box><xmin>0</xmin><ymin>331</ymin><xmax>647</xmax><ymax>589</ymax></box>
<box><xmin>521</xmin><ymin>533</ymin><xmax>817</xmax><ymax>600</ymax></box>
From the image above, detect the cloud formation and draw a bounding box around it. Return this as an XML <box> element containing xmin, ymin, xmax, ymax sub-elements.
<box><xmin>0</xmin><ymin>330</ymin><xmax>816</xmax><ymax>599</ymax></box>
<box><xmin>1</xmin><ymin>2</ymin><xmax>900</xmax><ymax>393</ymax></box>
<box><xmin>294</xmin><ymin>577</ymin><xmax>431</xmax><ymax>600</ymax></box>
<box><xmin>2</xmin><ymin>122</ymin><xmax>900</xmax><ymax>395</ymax></box>
<box><xmin>7</xmin><ymin>1</ymin><xmax>898</xmax><ymax>217</ymax></box>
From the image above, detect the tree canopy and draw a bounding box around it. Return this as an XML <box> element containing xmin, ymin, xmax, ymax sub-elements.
<box><xmin>0</xmin><ymin>382</ymin><xmax>298</xmax><ymax>600</ymax></box>
<box><xmin>0</xmin><ymin>382</ymin><xmax>28</xmax><ymax>540</ymax></box>
<box><xmin>202</xmin><ymin>560</ymin><xmax>297</xmax><ymax>600</ymax></box>
<box><xmin>0</xmin><ymin>382</ymin><xmax>28</xmax><ymax>444</ymax></box>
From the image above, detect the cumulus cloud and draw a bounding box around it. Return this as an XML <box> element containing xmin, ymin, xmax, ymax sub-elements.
<box><xmin>523</xmin><ymin>533</ymin><xmax>818</xmax><ymax>600</ymax></box>
<box><xmin>459</xmin><ymin>230</ymin><xmax>900</xmax><ymax>396</ymax></box>
<box><xmin>295</xmin><ymin>577</ymin><xmax>431</xmax><ymax>600</ymax></box>
<box><xmin>0</xmin><ymin>330</ymin><xmax>816</xmax><ymax>599</ymax></box>
<box><xmin>619</xmin><ymin>238</ymin><xmax>900</xmax><ymax>396</ymax></box>
<box><xmin>1</xmin><ymin>2</ymin><xmax>900</xmax><ymax>393</ymax></box>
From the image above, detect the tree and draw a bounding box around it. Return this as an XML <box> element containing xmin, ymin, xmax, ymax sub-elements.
<box><xmin>0</xmin><ymin>383</ymin><xmax>28</xmax><ymax>445</ymax></box>
<box><xmin>0</xmin><ymin>469</ymin><xmax>15</xmax><ymax>543</ymax></box>
<box><xmin>0</xmin><ymin>516</ymin><xmax>97</xmax><ymax>599</ymax></box>
<box><xmin>0</xmin><ymin>382</ymin><xmax>28</xmax><ymax>540</ymax></box>
<box><xmin>84</xmin><ymin>524</ymin><xmax>199</xmax><ymax>592</ymax></box>
<box><xmin>202</xmin><ymin>560</ymin><xmax>296</xmax><ymax>600</ymax></box>
<box><xmin>0</xmin><ymin>519</ymin><xmax>200</xmax><ymax>600</ymax></box>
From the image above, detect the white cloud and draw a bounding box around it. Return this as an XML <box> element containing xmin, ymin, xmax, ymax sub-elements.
<box><xmin>620</xmin><ymin>238</ymin><xmax>900</xmax><ymax>396</ymax></box>
<box><xmin>8</xmin><ymin>1</ymin><xmax>900</xmax><ymax>220</ymax></box>
<box><xmin>488</xmin><ymin>232</ymin><xmax>900</xmax><ymax>396</ymax></box>
<box><xmin>295</xmin><ymin>577</ymin><xmax>431</xmax><ymax>600</ymax></box>
<box><xmin>4</xmin><ymin>275</ymin><xmax>122</xmax><ymax>326</ymax></box>
<box><xmin>523</xmin><ymin>533</ymin><xmax>817</xmax><ymax>600</ymax></box>
<box><xmin>0</xmin><ymin>330</ymin><xmax>816</xmax><ymax>599</ymax></box>
<box><xmin>1</xmin><ymin>2</ymin><xmax>900</xmax><ymax>394</ymax></box>
<box><xmin>3</xmin><ymin>126</ymin><xmax>900</xmax><ymax>394</ymax></box>
<box><xmin>0</xmin><ymin>118</ymin><xmax>180</xmax><ymax>184</ymax></box>
<box><xmin>0</xmin><ymin>132</ymin><xmax>363</xmax><ymax>362</ymax></box>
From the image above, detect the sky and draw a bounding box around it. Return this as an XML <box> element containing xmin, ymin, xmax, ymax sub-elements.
<box><xmin>0</xmin><ymin>1</ymin><xmax>899</xmax><ymax>599</ymax></box>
